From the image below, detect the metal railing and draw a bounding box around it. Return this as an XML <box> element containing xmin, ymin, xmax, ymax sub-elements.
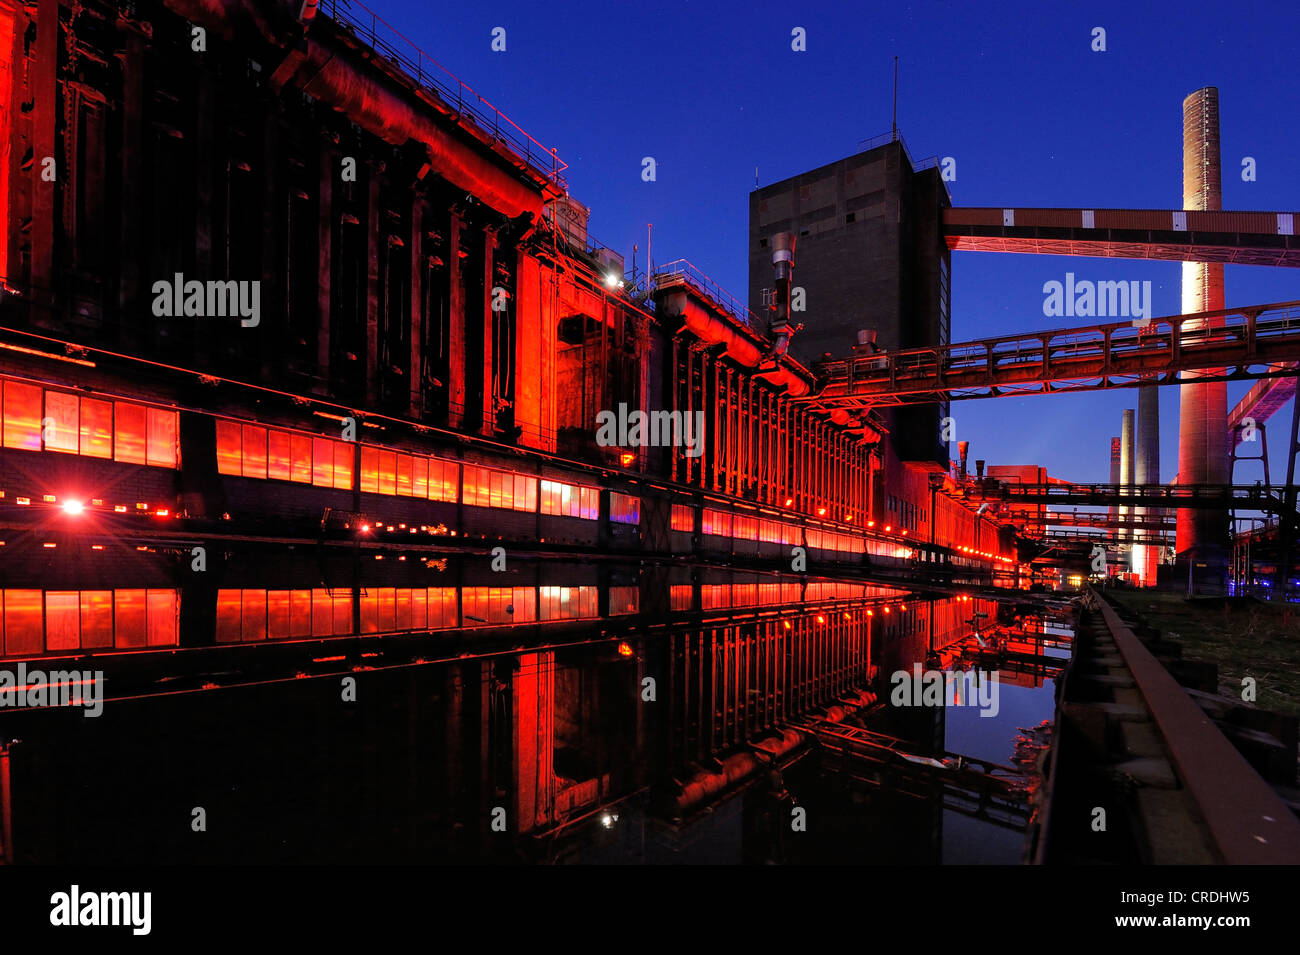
<box><xmin>856</xmin><ymin>130</ymin><xmax>940</xmax><ymax>174</ymax></box>
<box><xmin>319</xmin><ymin>0</ymin><xmax>566</xmax><ymax>188</ymax></box>
<box><xmin>653</xmin><ymin>259</ymin><xmax>763</xmax><ymax>334</ymax></box>
<box><xmin>813</xmin><ymin>300</ymin><xmax>1300</xmax><ymax>407</ymax></box>
<box><xmin>965</xmin><ymin>482</ymin><xmax>1300</xmax><ymax>513</ymax></box>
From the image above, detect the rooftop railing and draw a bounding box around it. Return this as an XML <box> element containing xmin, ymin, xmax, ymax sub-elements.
<box><xmin>319</xmin><ymin>0</ymin><xmax>567</xmax><ymax>188</ymax></box>
<box><xmin>856</xmin><ymin>131</ymin><xmax>943</xmax><ymax>182</ymax></box>
<box><xmin>653</xmin><ymin>259</ymin><xmax>764</xmax><ymax>334</ymax></box>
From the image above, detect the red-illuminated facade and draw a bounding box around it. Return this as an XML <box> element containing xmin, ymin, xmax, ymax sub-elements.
<box><xmin>0</xmin><ymin>0</ymin><xmax>1016</xmax><ymax>860</ymax></box>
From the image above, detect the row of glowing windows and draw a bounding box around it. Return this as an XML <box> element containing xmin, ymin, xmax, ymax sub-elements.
<box><xmin>2</xmin><ymin>377</ymin><xmax>635</xmax><ymax>530</ymax></box>
<box><xmin>1</xmin><ymin>379</ymin><xmax>179</xmax><ymax>468</ymax></box>
<box><xmin>215</xmin><ymin>420</ymin><xmax>354</xmax><ymax>489</ymax></box>
<box><xmin>700</xmin><ymin>509</ymin><xmax>801</xmax><ymax>544</ymax></box>
<box><xmin>672</xmin><ymin>581</ymin><xmax>880</xmax><ymax>612</ymax></box>
<box><xmin>213</xmin><ymin>586</ymin><xmax>601</xmax><ymax>643</ymax></box>
<box><xmin>0</xmin><ymin>585</ymin><xmax>625</xmax><ymax>655</ymax></box>
<box><xmin>687</xmin><ymin>506</ymin><xmax>912</xmax><ymax>557</ymax></box>
<box><xmin>540</xmin><ymin>479</ymin><xmax>600</xmax><ymax>519</ymax></box>
<box><xmin>360</xmin><ymin>447</ymin><xmax>459</xmax><ymax>501</ymax></box>
<box><xmin>0</xmin><ymin>590</ymin><xmax>178</xmax><ymax>656</ymax></box>
<box><xmin>458</xmin><ymin>469</ymin><xmax>601</xmax><ymax>520</ymax></box>
<box><xmin>212</xmin><ymin>418</ymin><xmax>618</xmax><ymax>522</ymax></box>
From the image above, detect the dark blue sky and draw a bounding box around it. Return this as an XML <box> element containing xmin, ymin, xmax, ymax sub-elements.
<box><xmin>379</xmin><ymin>0</ymin><xmax>1299</xmax><ymax>487</ymax></box>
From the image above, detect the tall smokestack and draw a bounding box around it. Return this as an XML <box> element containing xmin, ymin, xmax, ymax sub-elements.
<box><xmin>1135</xmin><ymin>386</ymin><xmax>1161</xmax><ymax>586</ymax></box>
<box><xmin>1109</xmin><ymin>437</ymin><xmax>1121</xmax><ymax>526</ymax></box>
<box><xmin>1177</xmin><ymin>87</ymin><xmax>1229</xmax><ymax>594</ymax></box>
<box><xmin>1120</xmin><ymin>409</ymin><xmax>1135</xmax><ymax>562</ymax></box>
<box><xmin>958</xmin><ymin>441</ymin><xmax>969</xmax><ymax>480</ymax></box>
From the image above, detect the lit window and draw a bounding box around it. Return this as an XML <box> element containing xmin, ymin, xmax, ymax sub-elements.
<box><xmin>80</xmin><ymin>591</ymin><xmax>113</xmax><ymax>648</ymax></box>
<box><xmin>2</xmin><ymin>590</ymin><xmax>44</xmax><ymax>655</ymax></box>
<box><xmin>428</xmin><ymin>588</ymin><xmax>457</xmax><ymax>628</ymax></box>
<box><xmin>333</xmin><ymin>441</ymin><xmax>353</xmax><ymax>490</ymax></box>
<box><xmin>671</xmin><ymin>504</ymin><xmax>693</xmax><ymax>531</ymax></box>
<box><xmin>360</xmin><ymin>446</ymin><xmax>379</xmax><ymax>493</ymax></box>
<box><xmin>290</xmin><ymin>590</ymin><xmax>313</xmax><ymax>638</ymax></box>
<box><xmin>610</xmin><ymin>493</ymin><xmax>640</xmax><ymax>525</ymax></box>
<box><xmin>45</xmin><ymin>591</ymin><xmax>81</xmax><ymax>650</ymax></box>
<box><xmin>242</xmin><ymin>424</ymin><xmax>268</xmax><ymax>479</ymax></box>
<box><xmin>79</xmin><ymin>398</ymin><xmax>112</xmax><ymax>459</ymax></box>
<box><xmin>239</xmin><ymin>590</ymin><xmax>267</xmax><ymax>643</ymax></box>
<box><xmin>307</xmin><ymin>590</ymin><xmax>330</xmax><ymax>637</ymax></box>
<box><xmin>114</xmin><ymin>589</ymin><xmax>148</xmax><ymax>648</ymax></box>
<box><xmin>411</xmin><ymin>456</ymin><xmax>429</xmax><ymax>498</ymax></box>
<box><xmin>430</xmin><ymin>459</ymin><xmax>459</xmax><ymax>502</ymax></box>
<box><xmin>3</xmin><ymin>381</ymin><xmax>42</xmax><ymax>451</ymax></box>
<box><xmin>378</xmin><ymin>450</ymin><xmax>397</xmax><ymax>495</ymax></box>
<box><xmin>396</xmin><ymin>454</ymin><xmax>413</xmax><ymax>496</ymax></box>
<box><xmin>43</xmin><ymin>391</ymin><xmax>79</xmax><ymax>454</ymax></box>
<box><xmin>268</xmin><ymin>430</ymin><xmax>293</xmax><ymax>481</ymax></box>
<box><xmin>291</xmin><ymin>433</ymin><xmax>314</xmax><ymax>483</ymax></box>
<box><xmin>312</xmin><ymin>437</ymin><xmax>333</xmax><ymax>487</ymax></box>
<box><xmin>147</xmin><ymin>590</ymin><xmax>178</xmax><ymax>646</ymax></box>
<box><xmin>147</xmin><ymin>408</ymin><xmax>179</xmax><ymax>468</ymax></box>
<box><xmin>267</xmin><ymin>590</ymin><xmax>291</xmax><ymax>640</ymax></box>
<box><xmin>215</xmin><ymin>590</ymin><xmax>242</xmax><ymax>643</ymax></box>
<box><xmin>113</xmin><ymin>403</ymin><xmax>148</xmax><ymax>465</ymax></box>
<box><xmin>513</xmin><ymin>474</ymin><xmax>532</xmax><ymax>510</ymax></box>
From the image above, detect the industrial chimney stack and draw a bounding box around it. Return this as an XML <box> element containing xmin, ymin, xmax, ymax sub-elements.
<box><xmin>1120</xmin><ymin>410</ymin><xmax>1136</xmax><ymax>565</ymax></box>
<box><xmin>1176</xmin><ymin>87</ymin><xmax>1229</xmax><ymax>593</ymax></box>
<box><xmin>1135</xmin><ymin>386</ymin><xmax>1161</xmax><ymax>586</ymax></box>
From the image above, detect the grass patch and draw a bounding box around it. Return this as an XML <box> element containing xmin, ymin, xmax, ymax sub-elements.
<box><xmin>1108</xmin><ymin>590</ymin><xmax>1300</xmax><ymax>717</ymax></box>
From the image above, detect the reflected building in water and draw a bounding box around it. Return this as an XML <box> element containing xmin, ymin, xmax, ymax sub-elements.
<box><xmin>0</xmin><ymin>0</ymin><xmax>1028</xmax><ymax>864</ymax></box>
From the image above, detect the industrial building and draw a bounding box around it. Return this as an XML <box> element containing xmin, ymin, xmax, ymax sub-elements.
<box><xmin>0</xmin><ymin>0</ymin><xmax>1012</xmax><ymax>862</ymax></box>
<box><xmin>748</xmin><ymin>138</ymin><xmax>951</xmax><ymax>467</ymax></box>
<box><xmin>1</xmin><ymin>0</ymin><xmax>1297</xmax><ymax>870</ymax></box>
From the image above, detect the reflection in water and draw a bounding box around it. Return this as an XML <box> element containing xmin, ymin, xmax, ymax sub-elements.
<box><xmin>0</xmin><ymin>551</ymin><xmax>1068</xmax><ymax>863</ymax></box>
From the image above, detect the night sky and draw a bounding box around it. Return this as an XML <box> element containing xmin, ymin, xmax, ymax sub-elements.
<box><xmin>379</xmin><ymin>0</ymin><xmax>1299</xmax><ymax>488</ymax></box>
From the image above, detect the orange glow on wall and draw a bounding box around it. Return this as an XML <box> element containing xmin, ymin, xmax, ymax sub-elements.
<box><xmin>0</xmin><ymin>4</ymin><xmax>10</xmax><ymax>284</ymax></box>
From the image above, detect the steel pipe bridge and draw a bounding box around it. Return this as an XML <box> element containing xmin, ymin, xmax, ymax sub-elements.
<box><xmin>959</xmin><ymin>481</ymin><xmax>1295</xmax><ymax>512</ymax></box>
<box><xmin>1034</xmin><ymin>528</ymin><xmax>1173</xmax><ymax>547</ymax></box>
<box><xmin>943</xmin><ymin>207</ymin><xmax>1300</xmax><ymax>268</ymax></box>
<box><xmin>806</xmin><ymin>300</ymin><xmax>1300</xmax><ymax>410</ymax></box>
<box><xmin>1029</xmin><ymin>510</ymin><xmax>1177</xmax><ymax>531</ymax></box>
